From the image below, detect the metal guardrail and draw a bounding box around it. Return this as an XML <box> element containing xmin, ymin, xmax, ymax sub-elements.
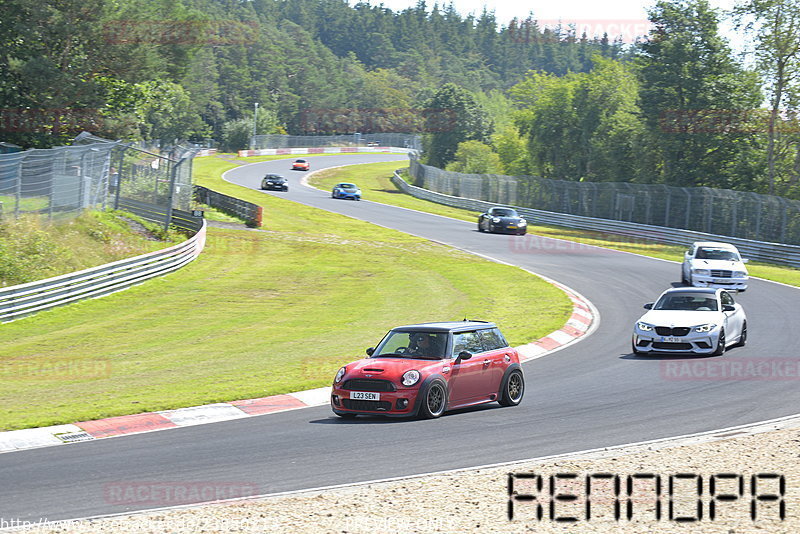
<box><xmin>0</xmin><ymin>221</ymin><xmax>207</xmax><ymax>322</ymax></box>
<box><xmin>118</xmin><ymin>197</ymin><xmax>204</xmax><ymax>232</ymax></box>
<box><xmin>193</xmin><ymin>186</ymin><xmax>262</xmax><ymax>226</ymax></box>
<box><xmin>392</xmin><ymin>170</ymin><xmax>800</xmax><ymax>269</ymax></box>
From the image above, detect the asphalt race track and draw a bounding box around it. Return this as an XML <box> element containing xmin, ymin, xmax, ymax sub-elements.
<box><xmin>3</xmin><ymin>153</ymin><xmax>800</xmax><ymax>522</ymax></box>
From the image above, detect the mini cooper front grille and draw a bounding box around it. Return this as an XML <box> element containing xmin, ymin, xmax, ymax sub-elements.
<box><xmin>654</xmin><ymin>327</ymin><xmax>691</xmax><ymax>337</ymax></box>
<box><xmin>342</xmin><ymin>379</ymin><xmax>396</xmax><ymax>392</ymax></box>
<box><xmin>652</xmin><ymin>342</ymin><xmax>693</xmax><ymax>350</ymax></box>
<box><xmin>711</xmin><ymin>270</ymin><xmax>732</xmax><ymax>278</ymax></box>
<box><xmin>342</xmin><ymin>399</ymin><xmax>392</xmax><ymax>411</ymax></box>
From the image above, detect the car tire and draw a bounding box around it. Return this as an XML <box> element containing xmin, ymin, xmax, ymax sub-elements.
<box><xmin>712</xmin><ymin>328</ymin><xmax>726</xmax><ymax>355</ymax></box>
<box><xmin>517</xmin><ymin>229</ymin><xmax>526</xmax><ymax>236</ymax></box>
<box><xmin>498</xmin><ymin>369</ymin><xmax>524</xmax><ymax>407</ymax></box>
<box><xmin>418</xmin><ymin>380</ymin><xmax>447</xmax><ymax>419</ymax></box>
<box><xmin>631</xmin><ymin>340</ymin><xmax>645</xmax><ymax>355</ymax></box>
<box><xmin>478</xmin><ymin>222</ymin><xmax>485</xmax><ymax>232</ymax></box>
<box><xmin>734</xmin><ymin>321</ymin><xmax>747</xmax><ymax>347</ymax></box>
<box><xmin>680</xmin><ymin>267</ymin><xmax>687</xmax><ymax>285</ymax></box>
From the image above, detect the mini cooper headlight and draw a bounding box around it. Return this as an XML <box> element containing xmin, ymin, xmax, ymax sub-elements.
<box><xmin>637</xmin><ymin>322</ymin><xmax>654</xmax><ymax>331</ymax></box>
<box><xmin>692</xmin><ymin>268</ymin><xmax>711</xmax><ymax>276</ymax></box>
<box><xmin>334</xmin><ymin>367</ymin><xmax>346</xmax><ymax>383</ymax></box>
<box><xmin>401</xmin><ymin>370</ymin><xmax>421</xmax><ymax>387</ymax></box>
<box><xmin>694</xmin><ymin>323</ymin><xmax>716</xmax><ymax>333</ymax></box>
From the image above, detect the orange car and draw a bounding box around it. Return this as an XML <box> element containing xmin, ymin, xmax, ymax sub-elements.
<box><xmin>292</xmin><ymin>159</ymin><xmax>310</xmax><ymax>171</ymax></box>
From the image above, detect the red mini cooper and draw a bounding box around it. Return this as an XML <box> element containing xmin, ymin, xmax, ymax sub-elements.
<box><xmin>331</xmin><ymin>321</ymin><xmax>525</xmax><ymax>419</ymax></box>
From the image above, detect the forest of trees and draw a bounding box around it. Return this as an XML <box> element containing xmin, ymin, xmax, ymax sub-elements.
<box><xmin>1</xmin><ymin>0</ymin><xmax>799</xmax><ymax>197</ymax></box>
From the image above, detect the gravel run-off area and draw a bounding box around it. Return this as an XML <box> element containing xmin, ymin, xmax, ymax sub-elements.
<box><xmin>16</xmin><ymin>417</ymin><xmax>800</xmax><ymax>534</ymax></box>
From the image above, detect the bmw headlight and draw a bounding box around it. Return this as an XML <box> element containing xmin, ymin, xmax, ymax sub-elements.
<box><xmin>492</xmin><ymin>217</ymin><xmax>501</xmax><ymax>223</ymax></box>
<box><xmin>694</xmin><ymin>323</ymin><xmax>717</xmax><ymax>333</ymax></box>
<box><xmin>733</xmin><ymin>271</ymin><xmax>747</xmax><ymax>277</ymax></box>
<box><xmin>334</xmin><ymin>367</ymin><xmax>346</xmax><ymax>383</ymax></box>
<box><xmin>401</xmin><ymin>370</ymin><xmax>421</xmax><ymax>387</ymax></box>
<box><xmin>637</xmin><ymin>322</ymin><xmax>654</xmax><ymax>332</ymax></box>
<box><xmin>692</xmin><ymin>269</ymin><xmax>711</xmax><ymax>276</ymax></box>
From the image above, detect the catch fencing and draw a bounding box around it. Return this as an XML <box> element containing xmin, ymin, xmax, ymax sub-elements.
<box><xmin>393</xmin><ymin>171</ymin><xmax>800</xmax><ymax>268</ymax></box>
<box><xmin>0</xmin><ymin>141</ymin><xmax>118</xmax><ymax>219</ymax></box>
<box><xmin>252</xmin><ymin>133</ymin><xmax>421</xmax><ymax>151</ymax></box>
<box><xmin>408</xmin><ymin>156</ymin><xmax>800</xmax><ymax>246</ymax></box>
<box><xmin>0</xmin><ymin>133</ymin><xmax>203</xmax><ymax>231</ymax></box>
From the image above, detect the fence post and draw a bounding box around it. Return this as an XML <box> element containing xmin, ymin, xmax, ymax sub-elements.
<box><xmin>14</xmin><ymin>156</ymin><xmax>22</xmax><ymax>217</ymax></box>
<box><xmin>164</xmin><ymin>158</ymin><xmax>180</xmax><ymax>231</ymax></box>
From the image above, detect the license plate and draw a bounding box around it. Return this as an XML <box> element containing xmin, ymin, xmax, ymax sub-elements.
<box><xmin>350</xmin><ymin>391</ymin><xmax>379</xmax><ymax>401</ymax></box>
<box><xmin>507</xmin><ymin>225</ymin><xmax>517</xmax><ymax>229</ymax></box>
<box><xmin>713</xmin><ymin>279</ymin><xmax>728</xmax><ymax>283</ymax></box>
<box><xmin>661</xmin><ymin>337</ymin><xmax>681</xmax><ymax>343</ymax></box>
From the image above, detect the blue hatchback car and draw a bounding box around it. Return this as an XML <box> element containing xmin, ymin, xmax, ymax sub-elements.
<box><xmin>332</xmin><ymin>182</ymin><xmax>362</xmax><ymax>201</ymax></box>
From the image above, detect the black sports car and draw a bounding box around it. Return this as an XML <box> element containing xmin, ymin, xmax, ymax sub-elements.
<box><xmin>477</xmin><ymin>207</ymin><xmax>527</xmax><ymax>235</ymax></box>
<box><xmin>261</xmin><ymin>174</ymin><xmax>288</xmax><ymax>191</ymax></box>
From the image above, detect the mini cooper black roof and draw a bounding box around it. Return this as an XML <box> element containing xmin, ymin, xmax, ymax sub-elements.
<box><xmin>390</xmin><ymin>320</ymin><xmax>496</xmax><ymax>333</ymax></box>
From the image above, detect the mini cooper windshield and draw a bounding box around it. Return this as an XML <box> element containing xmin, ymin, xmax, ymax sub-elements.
<box><xmin>372</xmin><ymin>331</ymin><xmax>446</xmax><ymax>359</ymax></box>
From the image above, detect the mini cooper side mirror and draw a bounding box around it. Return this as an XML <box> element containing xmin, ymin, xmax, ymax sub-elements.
<box><xmin>643</xmin><ymin>303</ymin><xmax>653</xmax><ymax>310</ymax></box>
<box><xmin>457</xmin><ymin>351</ymin><xmax>472</xmax><ymax>361</ymax></box>
<box><xmin>366</xmin><ymin>347</ymin><xmax>375</xmax><ymax>356</ymax></box>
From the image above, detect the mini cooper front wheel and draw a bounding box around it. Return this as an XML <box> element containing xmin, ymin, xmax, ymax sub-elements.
<box><xmin>498</xmin><ymin>369</ymin><xmax>525</xmax><ymax>406</ymax></box>
<box><xmin>419</xmin><ymin>380</ymin><xmax>447</xmax><ymax>419</ymax></box>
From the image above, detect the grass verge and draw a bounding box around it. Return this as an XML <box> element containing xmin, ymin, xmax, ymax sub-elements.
<box><xmin>311</xmin><ymin>164</ymin><xmax>800</xmax><ymax>288</ymax></box>
<box><xmin>0</xmin><ymin>211</ymin><xmax>182</xmax><ymax>287</ymax></box>
<box><xmin>0</xmin><ymin>156</ymin><xmax>571</xmax><ymax>430</ymax></box>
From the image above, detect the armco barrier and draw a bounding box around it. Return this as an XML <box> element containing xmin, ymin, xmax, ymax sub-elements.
<box><xmin>118</xmin><ymin>197</ymin><xmax>204</xmax><ymax>232</ymax></box>
<box><xmin>391</xmin><ymin>171</ymin><xmax>800</xmax><ymax>269</ymax></box>
<box><xmin>0</xmin><ymin>220</ymin><xmax>207</xmax><ymax>322</ymax></box>
<box><xmin>194</xmin><ymin>185</ymin><xmax>262</xmax><ymax>226</ymax></box>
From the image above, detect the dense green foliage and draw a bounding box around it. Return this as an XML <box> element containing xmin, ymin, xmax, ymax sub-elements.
<box><xmin>2</xmin><ymin>0</ymin><xmax>799</xmax><ymax>196</ymax></box>
<box><xmin>0</xmin><ymin>0</ymin><xmax>625</xmax><ymax>149</ymax></box>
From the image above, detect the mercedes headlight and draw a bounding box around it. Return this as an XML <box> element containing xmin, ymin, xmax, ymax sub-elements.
<box><xmin>692</xmin><ymin>269</ymin><xmax>711</xmax><ymax>276</ymax></box>
<box><xmin>401</xmin><ymin>370</ymin><xmax>421</xmax><ymax>387</ymax></box>
<box><xmin>334</xmin><ymin>367</ymin><xmax>346</xmax><ymax>383</ymax></box>
<box><xmin>637</xmin><ymin>322</ymin><xmax>654</xmax><ymax>332</ymax></box>
<box><xmin>694</xmin><ymin>323</ymin><xmax>716</xmax><ymax>333</ymax></box>
<box><xmin>732</xmin><ymin>271</ymin><xmax>747</xmax><ymax>277</ymax></box>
